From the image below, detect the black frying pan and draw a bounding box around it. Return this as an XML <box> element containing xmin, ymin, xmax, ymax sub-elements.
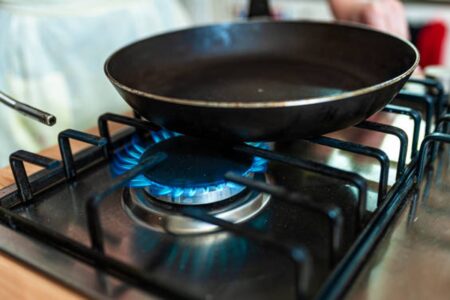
<box><xmin>105</xmin><ymin>21</ymin><xmax>418</xmax><ymax>141</ymax></box>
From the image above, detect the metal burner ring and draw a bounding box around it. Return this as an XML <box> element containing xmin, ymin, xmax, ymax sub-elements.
<box><xmin>144</xmin><ymin>173</ymin><xmax>254</xmax><ymax>205</ymax></box>
<box><xmin>122</xmin><ymin>178</ymin><xmax>270</xmax><ymax>234</ymax></box>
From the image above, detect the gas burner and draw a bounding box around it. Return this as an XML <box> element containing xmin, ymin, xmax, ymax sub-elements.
<box><xmin>122</xmin><ymin>173</ymin><xmax>270</xmax><ymax>234</ymax></box>
<box><xmin>112</xmin><ymin>130</ymin><xmax>269</xmax><ymax>205</ymax></box>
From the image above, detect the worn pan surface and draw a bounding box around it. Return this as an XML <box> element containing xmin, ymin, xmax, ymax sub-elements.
<box><xmin>105</xmin><ymin>21</ymin><xmax>419</xmax><ymax>141</ymax></box>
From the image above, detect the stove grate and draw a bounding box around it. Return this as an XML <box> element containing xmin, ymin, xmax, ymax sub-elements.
<box><xmin>0</xmin><ymin>78</ymin><xmax>447</xmax><ymax>299</ymax></box>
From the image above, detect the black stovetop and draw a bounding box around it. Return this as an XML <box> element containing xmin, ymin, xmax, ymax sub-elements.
<box><xmin>0</xmin><ymin>78</ymin><xmax>449</xmax><ymax>299</ymax></box>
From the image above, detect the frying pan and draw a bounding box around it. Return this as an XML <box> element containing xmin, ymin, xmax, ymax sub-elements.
<box><xmin>105</xmin><ymin>21</ymin><xmax>418</xmax><ymax>141</ymax></box>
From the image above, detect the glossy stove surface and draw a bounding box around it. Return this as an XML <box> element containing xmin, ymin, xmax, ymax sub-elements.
<box><xmin>8</xmin><ymin>143</ymin><xmax>363</xmax><ymax>299</ymax></box>
<box><xmin>0</xmin><ymin>85</ymin><xmax>447</xmax><ymax>299</ymax></box>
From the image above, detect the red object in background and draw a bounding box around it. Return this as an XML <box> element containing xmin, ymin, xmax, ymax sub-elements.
<box><xmin>417</xmin><ymin>20</ymin><xmax>447</xmax><ymax>68</ymax></box>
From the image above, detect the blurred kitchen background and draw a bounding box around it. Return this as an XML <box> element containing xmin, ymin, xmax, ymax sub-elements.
<box><xmin>183</xmin><ymin>0</ymin><xmax>450</xmax><ymax>67</ymax></box>
<box><xmin>0</xmin><ymin>0</ymin><xmax>449</xmax><ymax>166</ymax></box>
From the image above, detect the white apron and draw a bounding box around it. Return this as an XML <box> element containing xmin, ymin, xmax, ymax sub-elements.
<box><xmin>0</xmin><ymin>0</ymin><xmax>190</xmax><ymax>166</ymax></box>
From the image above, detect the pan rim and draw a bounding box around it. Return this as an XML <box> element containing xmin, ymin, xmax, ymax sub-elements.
<box><xmin>104</xmin><ymin>20</ymin><xmax>420</xmax><ymax>109</ymax></box>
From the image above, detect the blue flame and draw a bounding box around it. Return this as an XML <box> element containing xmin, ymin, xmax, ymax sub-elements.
<box><xmin>112</xmin><ymin>130</ymin><xmax>269</xmax><ymax>199</ymax></box>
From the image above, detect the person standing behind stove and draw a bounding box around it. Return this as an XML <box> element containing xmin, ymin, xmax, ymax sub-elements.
<box><xmin>0</xmin><ymin>0</ymin><xmax>409</xmax><ymax>166</ymax></box>
<box><xmin>329</xmin><ymin>0</ymin><xmax>409</xmax><ymax>39</ymax></box>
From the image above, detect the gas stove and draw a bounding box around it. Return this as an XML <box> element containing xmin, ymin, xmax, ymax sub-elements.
<box><xmin>0</xmin><ymin>78</ymin><xmax>449</xmax><ymax>299</ymax></box>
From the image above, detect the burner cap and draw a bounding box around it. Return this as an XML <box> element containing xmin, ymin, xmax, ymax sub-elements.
<box><xmin>123</xmin><ymin>175</ymin><xmax>271</xmax><ymax>234</ymax></box>
<box><xmin>141</xmin><ymin>136</ymin><xmax>252</xmax><ymax>187</ymax></box>
<box><xmin>140</xmin><ymin>136</ymin><xmax>254</xmax><ymax>204</ymax></box>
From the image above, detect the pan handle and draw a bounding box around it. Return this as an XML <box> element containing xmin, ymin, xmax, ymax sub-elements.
<box><xmin>0</xmin><ymin>91</ymin><xmax>56</xmax><ymax>126</ymax></box>
<box><xmin>248</xmin><ymin>0</ymin><xmax>272</xmax><ymax>19</ymax></box>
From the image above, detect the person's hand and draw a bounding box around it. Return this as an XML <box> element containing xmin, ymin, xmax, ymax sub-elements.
<box><xmin>329</xmin><ymin>0</ymin><xmax>410</xmax><ymax>39</ymax></box>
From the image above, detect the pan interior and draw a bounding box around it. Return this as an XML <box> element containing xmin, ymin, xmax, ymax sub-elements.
<box><xmin>106</xmin><ymin>22</ymin><xmax>417</xmax><ymax>103</ymax></box>
<box><xmin>137</xmin><ymin>56</ymin><xmax>369</xmax><ymax>102</ymax></box>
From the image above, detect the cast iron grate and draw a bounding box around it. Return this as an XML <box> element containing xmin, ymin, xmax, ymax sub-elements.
<box><xmin>0</xmin><ymin>78</ymin><xmax>448</xmax><ymax>299</ymax></box>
